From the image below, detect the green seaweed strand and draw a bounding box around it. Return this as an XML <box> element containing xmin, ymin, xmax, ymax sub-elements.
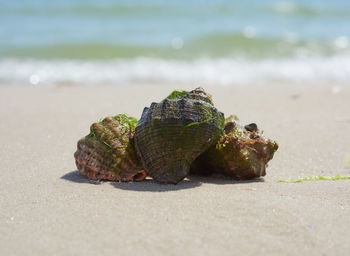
<box><xmin>277</xmin><ymin>175</ymin><xmax>350</xmax><ymax>183</ymax></box>
<box><xmin>184</xmin><ymin>117</ymin><xmax>213</xmax><ymax>129</ymax></box>
<box><xmin>180</xmin><ymin>117</ymin><xmax>214</xmax><ymax>137</ymax></box>
<box><xmin>87</xmin><ymin>129</ymin><xmax>97</xmax><ymax>138</ymax></box>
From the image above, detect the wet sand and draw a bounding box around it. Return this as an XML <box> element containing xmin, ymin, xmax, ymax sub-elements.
<box><xmin>1</xmin><ymin>84</ymin><xmax>350</xmax><ymax>255</ymax></box>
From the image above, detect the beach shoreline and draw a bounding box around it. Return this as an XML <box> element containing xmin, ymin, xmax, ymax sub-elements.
<box><xmin>1</xmin><ymin>84</ymin><xmax>350</xmax><ymax>255</ymax></box>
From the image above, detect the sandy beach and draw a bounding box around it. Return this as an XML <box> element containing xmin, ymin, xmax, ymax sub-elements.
<box><xmin>1</xmin><ymin>84</ymin><xmax>350</xmax><ymax>255</ymax></box>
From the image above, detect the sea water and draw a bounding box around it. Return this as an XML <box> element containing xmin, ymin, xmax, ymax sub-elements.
<box><xmin>0</xmin><ymin>0</ymin><xmax>349</xmax><ymax>85</ymax></box>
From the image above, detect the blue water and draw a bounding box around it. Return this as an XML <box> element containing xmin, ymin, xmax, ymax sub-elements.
<box><xmin>0</xmin><ymin>0</ymin><xmax>350</xmax><ymax>85</ymax></box>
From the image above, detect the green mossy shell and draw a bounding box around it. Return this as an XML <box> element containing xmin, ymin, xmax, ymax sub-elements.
<box><xmin>135</xmin><ymin>88</ymin><xmax>224</xmax><ymax>184</ymax></box>
<box><xmin>74</xmin><ymin>114</ymin><xmax>146</xmax><ymax>182</ymax></box>
<box><xmin>190</xmin><ymin>119</ymin><xmax>278</xmax><ymax>179</ymax></box>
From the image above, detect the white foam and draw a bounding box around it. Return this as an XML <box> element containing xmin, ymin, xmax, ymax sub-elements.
<box><xmin>1</xmin><ymin>55</ymin><xmax>350</xmax><ymax>86</ymax></box>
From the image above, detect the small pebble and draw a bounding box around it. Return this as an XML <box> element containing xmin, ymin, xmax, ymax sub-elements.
<box><xmin>244</xmin><ymin>123</ymin><xmax>258</xmax><ymax>132</ymax></box>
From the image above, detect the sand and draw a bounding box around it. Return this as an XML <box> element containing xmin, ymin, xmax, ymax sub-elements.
<box><xmin>1</xmin><ymin>83</ymin><xmax>350</xmax><ymax>255</ymax></box>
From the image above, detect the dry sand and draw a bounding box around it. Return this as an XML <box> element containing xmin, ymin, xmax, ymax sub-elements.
<box><xmin>1</xmin><ymin>84</ymin><xmax>350</xmax><ymax>255</ymax></box>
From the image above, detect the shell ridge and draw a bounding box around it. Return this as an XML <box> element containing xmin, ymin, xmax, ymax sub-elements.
<box><xmin>74</xmin><ymin>114</ymin><xmax>145</xmax><ymax>182</ymax></box>
<box><xmin>134</xmin><ymin>88</ymin><xmax>224</xmax><ymax>183</ymax></box>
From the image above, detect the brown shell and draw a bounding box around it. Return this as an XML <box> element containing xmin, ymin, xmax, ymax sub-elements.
<box><xmin>190</xmin><ymin>118</ymin><xmax>278</xmax><ymax>179</ymax></box>
<box><xmin>134</xmin><ymin>88</ymin><xmax>225</xmax><ymax>184</ymax></box>
<box><xmin>74</xmin><ymin>115</ymin><xmax>146</xmax><ymax>182</ymax></box>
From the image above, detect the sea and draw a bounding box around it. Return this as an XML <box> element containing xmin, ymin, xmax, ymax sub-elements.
<box><xmin>0</xmin><ymin>0</ymin><xmax>350</xmax><ymax>86</ymax></box>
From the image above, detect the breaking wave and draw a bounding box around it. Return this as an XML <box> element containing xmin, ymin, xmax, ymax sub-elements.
<box><xmin>1</xmin><ymin>55</ymin><xmax>350</xmax><ymax>86</ymax></box>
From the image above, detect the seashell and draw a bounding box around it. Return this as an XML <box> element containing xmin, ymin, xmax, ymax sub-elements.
<box><xmin>190</xmin><ymin>116</ymin><xmax>278</xmax><ymax>179</ymax></box>
<box><xmin>74</xmin><ymin>114</ymin><xmax>147</xmax><ymax>182</ymax></box>
<box><xmin>134</xmin><ymin>88</ymin><xmax>225</xmax><ymax>184</ymax></box>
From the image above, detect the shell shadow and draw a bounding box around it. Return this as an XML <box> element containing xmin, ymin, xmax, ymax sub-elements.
<box><xmin>188</xmin><ymin>175</ymin><xmax>265</xmax><ymax>185</ymax></box>
<box><xmin>61</xmin><ymin>170</ymin><xmax>103</xmax><ymax>184</ymax></box>
<box><xmin>62</xmin><ymin>170</ymin><xmax>263</xmax><ymax>191</ymax></box>
<box><xmin>61</xmin><ymin>170</ymin><xmax>202</xmax><ymax>190</ymax></box>
<box><xmin>112</xmin><ymin>176</ymin><xmax>263</xmax><ymax>192</ymax></box>
<box><xmin>111</xmin><ymin>178</ymin><xmax>201</xmax><ymax>192</ymax></box>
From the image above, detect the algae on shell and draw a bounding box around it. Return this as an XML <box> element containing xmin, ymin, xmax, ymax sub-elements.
<box><xmin>74</xmin><ymin>114</ymin><xmax>146</xmax><ymax>182</ymax></box>
<box><xmin>190</xmin><ymin>116</ymin><xmax>278</xmax><ymax>179</ymax></box>
<box><xmin>134</xmin><ymin>88</ymin><xmax>225</xmax><ymax>184</ymax></box>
